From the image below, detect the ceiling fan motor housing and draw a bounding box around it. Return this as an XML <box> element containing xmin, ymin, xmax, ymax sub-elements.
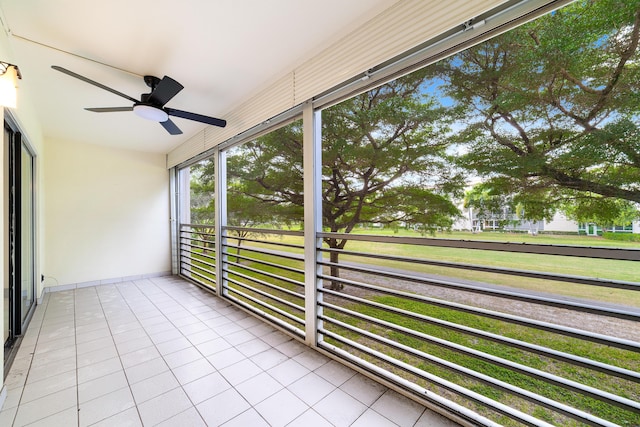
<box><xmin>143</xmin><ymin>75</ymin><xmax>161</xmax><ymax>90</ymax></box>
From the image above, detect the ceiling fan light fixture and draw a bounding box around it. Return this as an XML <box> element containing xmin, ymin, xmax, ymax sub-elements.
<box><xmin>133</xmin><ymin>104</ymin><xmax>168</xmax><ymax>122</ymax></box>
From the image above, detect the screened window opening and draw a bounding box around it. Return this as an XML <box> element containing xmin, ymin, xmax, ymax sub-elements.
<box><xmin>175</xmin><ymin>1</ymin><xmax>640</xmax><ymax>425</ymax></box>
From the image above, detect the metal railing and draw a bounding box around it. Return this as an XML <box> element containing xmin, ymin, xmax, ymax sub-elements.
<box><xmin>220</xmin><ymin>227</ymin><xmax>306</xmax><ymax>338</ymax></box>
<box><xmin>179</xmin><ymin>224</ymin><xmax>217</xmax><ymax>289</ymax></box>
<box><xmin>179</xmin><ymin>224</ymin><xmax>640</xmax><ymax>426</ymax></box>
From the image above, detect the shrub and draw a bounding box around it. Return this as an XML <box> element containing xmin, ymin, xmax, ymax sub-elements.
<box><xmin>602</xmin><ymin>232</ymin><xmax>640</xmax><ymax>242</ymax></box>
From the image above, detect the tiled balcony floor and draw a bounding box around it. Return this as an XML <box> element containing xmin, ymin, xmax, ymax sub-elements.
<box><xmin>0</xmin><ymin>276</ymin><xmax>459</xmax><ymax>427</ymax></box>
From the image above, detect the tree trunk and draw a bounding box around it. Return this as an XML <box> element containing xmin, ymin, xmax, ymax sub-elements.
<box><xmin>329</xmin><ymin>249</ymin><xmax>343</xmax><ymax>291</ymax></box>
<box><xmin>232</xmin><ymin>232</ymin><xmax>244</xmax><ymax>264</ymax></box>
<box><xmin>198</xmin><ymin>227</ymin><xmax>215</xmax><ymax>256</ymax></box>
<box><xmin>325</xmin><ymin>237</ymin><xmax>346</xmax><ymax>291</ymax></box>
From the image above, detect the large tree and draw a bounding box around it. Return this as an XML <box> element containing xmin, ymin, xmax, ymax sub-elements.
<box><xmin>190</xmin><ymin>160</ymin><xmax>287</xmax><ymax>261</ymax></box>
<box><xmin>436</xmin><ymin>0</ymin><xmax>640</xmax><ymax>222</ymax></box>
<box><xmin>223</xmin><ymin>72</ymin><xmax>463</xmax><ymax>289</ymax></box>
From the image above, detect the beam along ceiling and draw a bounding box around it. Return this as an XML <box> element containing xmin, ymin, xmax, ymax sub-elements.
<box><xmin>0</xmin><ymin>0</ymin><xmax>399</xmax><ymax>153</ymax></box>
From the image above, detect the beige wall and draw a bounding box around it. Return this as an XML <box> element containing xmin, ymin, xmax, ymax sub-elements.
<box><xmin>43</xmin><ymin>139</ymin><xmax>170</xmax><ymax>287</ymax></box>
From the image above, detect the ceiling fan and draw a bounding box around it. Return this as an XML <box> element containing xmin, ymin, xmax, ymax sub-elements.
<box><xmin>51</xmin><ymin>65</ymin><xmax>226</xmax><ymax>135</ymax></box>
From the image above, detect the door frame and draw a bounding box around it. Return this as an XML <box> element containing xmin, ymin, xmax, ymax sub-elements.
<box><xmin>4</xmin><ymin>114</ymin><xmax>37</xmax><ymax>372</ymax></box>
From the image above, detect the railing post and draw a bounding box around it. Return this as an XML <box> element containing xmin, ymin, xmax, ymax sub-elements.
<box><xmin>215</xmin><ymin>148</ymin><xmax>227</xmax><ymax>296</ymax></box>
<box><xmin>169</xmin><ymin>167</ymin><xmax>180</xmax><ymax>275</ymax></box>
<box><xmin>303</xmin><ymin>101</ymin><xmax>323</xmax><ymax>346</ymax></box>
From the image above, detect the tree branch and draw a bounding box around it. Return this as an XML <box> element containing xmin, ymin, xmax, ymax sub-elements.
<box><xmin>541</xmin><ymin>165</ymin><xmax>640</xmax><ymax>203</ymax></box>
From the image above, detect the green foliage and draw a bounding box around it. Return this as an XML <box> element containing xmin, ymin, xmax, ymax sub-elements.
<box><xmin>436</xmin><ymin>0</ymin><xmax>640</xmax><ymax>210</ymax></box>
<box><xmin>320</xmin><ymin>72</ymin><xmax>464</xmax><ymax>237</ymax></box>
<box><xmin>214</xmin><ymin>75</ymin><xmax>464</xmax><ymax>250</ymax></box>
<box><xmin>603</xmin><ymin>232</ymin><xmax>640</xmax><ymax>242</ymax></box>
<box><xmin>463</xmin><ymin>184</ymin><xmax>507</xmax><ymax>218</ymax></box>
<box><xmin>189</xmin><ymin>160</ymin><xmax>216</xmax><ymax>225</ymax></box>
<box><xmin>561</xmin><ymin>196</ymin><xmax>639</xmax><ymax>226</ymax></box>
<box><xmin>226</xmin><ymin>120</ymin><xmax>305</xmax><ymax>227</ymax></box>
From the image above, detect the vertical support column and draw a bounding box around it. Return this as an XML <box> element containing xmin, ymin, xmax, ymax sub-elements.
<box><xmin>214</xmin><ymin>148</ymin><xmax>227</xmax><ymax>296</ymax></box>
<box><xmin>169</xmin><ymin>168</ymin><xmax>179</xmax><ymax>275</ymax></box>
<box><xmin>303</xmin><ymin>101</ymin><xmax>323</xmax><ymax>346</ymax></box>
<box><xmin>171</xmin><ymin>167</ymin><xmax>192</xmax><ymax>277</ymax></box>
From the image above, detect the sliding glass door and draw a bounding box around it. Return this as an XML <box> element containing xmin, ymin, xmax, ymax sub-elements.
<box><xmin>3</xmin><ymin>124</ymin><xmax>10</xmax><ymax>348</ymax></box>
<box><xmin>4</xmin><ymin>118</ymin><xmax>36</xmax><ymax>366</ymax></box>
<box><xmin>19</xmin><ymin>143</ymin><xmax>35</xmax><ymax>325</ymax></box>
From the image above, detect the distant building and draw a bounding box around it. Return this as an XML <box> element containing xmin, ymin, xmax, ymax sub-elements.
<box><xmin>454</xmin><ymin>209</ymin><xmax>640</xmax><ymax>235</ymax></box>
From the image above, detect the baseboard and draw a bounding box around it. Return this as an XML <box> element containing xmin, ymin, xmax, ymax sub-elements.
<box><xmin>39</xmin><ymin>271</ymin><xmax>172</xmax><ymax>300</ymax></box>
<box><xmin>0</xmin><ymin>385</ymin><xmax>7</xmax><ymax>412</ymax></box>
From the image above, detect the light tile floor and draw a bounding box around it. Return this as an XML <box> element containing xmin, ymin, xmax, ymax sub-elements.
<box><xmin>0</xmin><ymin>276</ymin><xmax>459</xmax><ymax>426</ymax></box>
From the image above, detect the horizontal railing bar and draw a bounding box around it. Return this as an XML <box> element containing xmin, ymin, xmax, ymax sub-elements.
<box><xmin>180</xmin><ymin>252</ymin><xmax>215</xmax><ymax>268</ymax></box>
<box><xmin>180</xmin><ymin>269</ymin><xmax>215</xmax><ymax>286</ymax></box>
<box><xmin>180</xmin><ymin>237</ymin><xmax>215</xmax><ymax>247</ymax></box>
<box><xmin>318</xmin><ymin>341</ymin><xmax>503</xmax><ymax>427</ymax></box>
<box><xmin>320</xmin><ymin>232</ymin><xmax>640</xmax><ymax>261</ymax></box>
<box><xmin>318</xmin><ymin>273</ymin><xmax>640</xmax><ymax>352</ymax></box>
<box><xmin>180</xmin><ymin>261</ymin><xmax>216</xmax><ymax>279</ymax></box>
<box><xmin>224</xmin><ymin>285</ymin><xmax>305</xmax><ymax>326</ymax></box>
<box><xmin>224</xmin><ymin>267</ymin><xmax>304</xmax><ymax>301</ymax></box>
<box><xmin>222</xmin><ymin>292</ymin><xmax>306</xmax><ymax>337</ymax></box>
<box><xmin>223</xmin><ymin>225</ymin><xmax>304</xmax><ymax>237</ymax></box>
<box><xmin>180</xmin><ymin>248</ymin><xmax>216</xmax><ymax>264</ymax></box>
<box><xmin>319</xmin><ymin>248</ymin><xmax>640</xmax><ymax>291</ymax></box>
<box><xmin>224</xmin><ymin>237</ymin><xmax>304</xmax><ymax>252</ymax></box>
<box><xmin>180</xmin><ymin>223</ymin><xmax>216</xmax><ymax>230</ymax></box>
<box><xmin>319</xmin><ymin>329</ymin><xmax>553</xmax><ymax>427</ymax></box>
<box><xmin>180</xmin><ymin>236</ymin><xmax>215</xmax><ymax>246</ymax></box>
<box><xmin>225</xmin><ymin>276</ymin><xmax>304</xmax><ymax>313</ymax></box>
<box><xmin>224</xmin><ymin>259</ymin><xmax>305</xmax><ymax>290</ymax></box>
<box><xmin>320</xmin><ymin>314</ymin><xmax>619</xmax><ymax>426</ymax></box>
<box><xmin>222</xmin><ymin>243</ymin><xmax>304</xmax><ymax>263</ymax></box>
<box><xmin>319</xmin><ymin>261</ymin><xmax>640</xmax><ymax>321</ymax></box>
<box><xmin>180</xmin><ymin>242</ymin><xmax>215</xmax><ymax>254</ymax></box>
<box><xmin>221</xmin><ymin>249</ymin><xmax>305</xmax><ymax>278</ymax></box>
<box><xmin>319</xmin><ymin>300</ymin><xmax>640</xmax><ymax>414</ymax></box>
<box><xmin>320</xmin><ymin>292</ymin><xmax>639</xmax><ymax>382</ymax></box>
<box><xmin>181</xmin><ymin>254</ymin><xmax>216</xmax><ymax>270</ymax></box>
<box><xmin>179</xmin><ymin>274</ymin><xmax>215</xmax><ymax>292</ymax></box>
<box><xmin>180</xmin><ymin>254</ymin><xmax>215</xmax><ymax>274</ymax></box>
<box><xmin>180</xmin><ymin>230</ymin><xmax>216</xmax><ymax>239</ymax></box>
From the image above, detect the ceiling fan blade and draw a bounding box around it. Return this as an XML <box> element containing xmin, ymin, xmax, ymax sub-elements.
<box><xmin>166</xmin><ymin>108</ymin><xmax>227</xmax><ymax>128</ymax></box>
<box><xmin>52</xmin><ymin>66</ymin><xmax>139</xmax><ymax>103</ymax></box>
<box><xmin>160</xmin><ymin>118</ymin><xmax>183</xmax><ymax>135</ymax></box>
<box><xmin>85</xmin><ymin>107</ymin><xmax>134</xmax><ymax>112</ymax></box>
<box><xmin>148</xmin><ymin>76</ymin><xmax>184</xmax><ymax>107</ymax></box>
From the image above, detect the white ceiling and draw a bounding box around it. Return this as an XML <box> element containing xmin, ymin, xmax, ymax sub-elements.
<box><xmin>0</xmin><ymin>0</ymin><xmax>399</xmax><ymax>153</ymax></box>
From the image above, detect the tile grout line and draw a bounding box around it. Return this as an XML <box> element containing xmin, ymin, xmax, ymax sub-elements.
<box><xmin>13</xmin><ymin>292</ymin><xmax>78</xmax><ymax>426</ymax></box>
<box><xmin>150</xmin><ymin>278</ymin><xmax>321</xmax><ymax>426</ymax></box>
<box><xmin>75</xmin><ymin>285</ymin><xmax>133</xmax><ymax>426</ymax></box>
<box><xmin>120</xmin><ymin>278</ymin><xmax>218</xmax><ymax>424</ymax></box>
<box><xmin>140</xmin><ymin>277</ymin><xmax>258</xmax><ymax>425</ymax></box>
<box><xmin>116</xmin><ymin>279</ymin><xmax>188</xmax><ymax>425</ymax></box>
<box><xmin>96</xmin><ymin>283</ymin><xmax>143</xmax><ymax>426</ymax></box>
<box><xmin>136</xmin><ymin>277</ymin><xmax>274</xmax><ymax>426</ymax></box>
<box><xmin>9</xmin><ymin>293</ymin><xmax>50</xmax><ymax>426</ymax></box>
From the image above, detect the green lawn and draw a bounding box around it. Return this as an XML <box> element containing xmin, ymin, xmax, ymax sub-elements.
<box><xmin>251</xmin><ymin>229</ymin><xmax>640</xmax><ymax>307</ymax></box>
<box><xmin>357</xmin><ymin>228</ymin><xmax>640</xmax><ymax>248</ymax></box>
<box><xmin>327</xmin><ymin>296</ymin><xmax>640</xmax><ymax>426</ymax></box>
<box><xmin>183</xmin><ymin>230</ymin><xmax>640</xmax><ymax>426</ymax></box>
